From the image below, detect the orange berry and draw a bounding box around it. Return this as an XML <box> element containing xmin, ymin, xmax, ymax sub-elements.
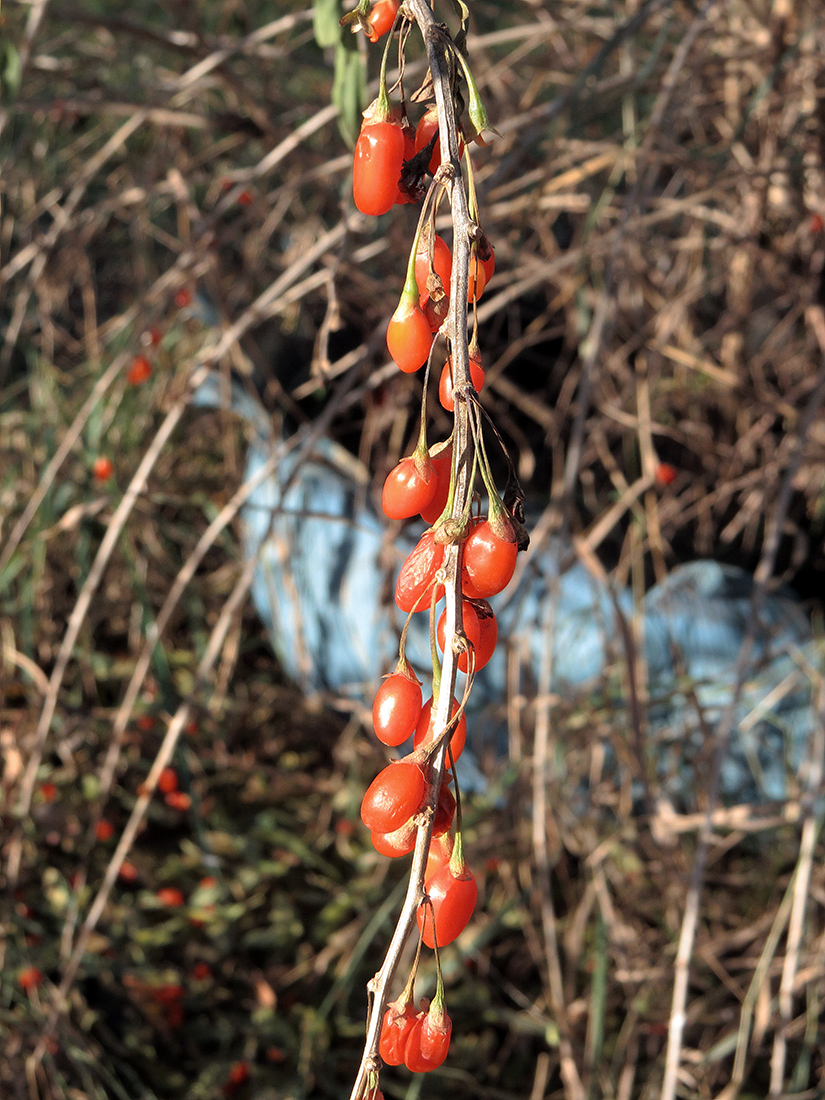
<box><xmin>165</xmin><ymin>790</ymin><xmax>192</xmax><ymax>811</ymax></box>
<box><xmin>127</xmin><ymin>355</ymin><xmax>152</xmax><ymax>385</ymax></box>
<box><xmin>157</xmin><ymin>887</ymin><xmax>185</xmax><ymax>907</ymax></box>
<box><xmin>158</xmin><ymin>767</ymin><xmax>178</xmax><ymax>794</ymax></box>
<box><xmin>119</xmin><ymin>860</ymin><xmax>139</xmax><ymax>882</ymax></box>
<box><xmin>92</xmin><ymin>456</ymin><xmax>113</xmax><ymax>482</ymax></box>
<box><xmin>655</xmin><ymin>462</ymin><xmax>678</xmax><ymax>487</ymax></box>
<box><xmin>18</xmin><ymin>966</ymin><xmax>43</xmax><ymax>990</ymax></box>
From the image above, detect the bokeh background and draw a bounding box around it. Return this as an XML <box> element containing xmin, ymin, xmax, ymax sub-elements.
<box><xmin>1</xmin><ymin>1</ymin><xmax>825</xmax><ymax>1098</ymax></box>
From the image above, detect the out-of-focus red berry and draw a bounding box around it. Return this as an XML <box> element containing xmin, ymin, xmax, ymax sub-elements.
<box><xmin>156</xmin><ymin>887</ymin><xmax>185</xmax><ymax>907</ymax></box>
<box><xmin>158</xmin><ymin>767</ymin><xmax>178</xmax><ymax>794</ymax></box>
<box><xmin>19</xmin><ymin>967</ymin><xmax>43</xmax><ymax>990</ymax></box>
<box><xmin>119</xmin><ymin>860</ymin><xmax>139</xmax><ymax>882</ymax></box>
<box><xmin>174</xmin><ymin>288</ymin><xmax>193</xmax><ymax>309</ymax></box>
<box><xmin>654</xmin><ymin>462</ymin><xmax>678</xmax><ymax>487</ymax></box>
<box><xmin>223</xmin><ymin>1062</ymin><xmax>250</xmax><ymax>1095</ymax></box>
<box><xmin>127</xmin><ymin>356</ymin><xmax>152</xmax><ymax>385</ymax></box>
<box><xmin>92</xmin><ymin>457</ymin><xmax>113</xmax><ymax>482</ymax></box>
<box><xmin>192</xmin><ymin>962</ymin><xmax>212</xmax><ymax>980</ymax></box>
<box><xmin>40</xmin><ymin>782</ymin><xmax>57</xmax><ymax>803</ymax></box>
<box><xmin>95</xmin><ymin>819</ymin><xmax>115</xmax><ymax>841</ymax></box>
<box><xmin>165</xmin><ymin>790</ymin><xmax>192</xmax><ymax>811</ymax></box>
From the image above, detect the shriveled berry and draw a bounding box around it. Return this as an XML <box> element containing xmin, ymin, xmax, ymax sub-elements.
<box><xmin>395</xmin><ymin>531</ymin><xmax>445</xmax><ymax>612</ymax></box>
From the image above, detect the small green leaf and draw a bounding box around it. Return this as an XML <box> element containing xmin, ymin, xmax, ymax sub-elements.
<box><xmin>313</xmin><ymin>0</ymin><xmax>341</xmax><ymax>49</ymax></box>
<box><xmin>333</xmin><ymin>42</ymin><xmax>366</xmax><ymax>149</ymax></box>
<box><xmin>0</xmin><ymin>41</ymin><xmax>21</xmax><ymax>103</ymax></box>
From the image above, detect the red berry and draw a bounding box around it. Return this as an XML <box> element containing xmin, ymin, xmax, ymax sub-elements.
<box><xmin>437</xmin><ymin>599</ymin><xmax>498</xmax><ymax>672</ymax></box>
<box><xmin>158</xmin><ymin>767</ymin><xmax>178</xmax><ymax>794</ymax></box>
<box><xmin>40</xmin><ymin>781</ymin><xmax>57</xmax><ymax>803</ymax></box>
<box><xmin>395</xmin><ymin>125</ymin><xmax>417</xmax><ymax>205</ymax></box>
<box><xmin>95</xmin><ymin>819</ymin><xmax>115</xmax><ymax>842</ymax></box>
<box><xmin>382</xmin><ymin>456</ymin><xmax>436</xmax><ymax>520</ymax></box>
<box><xmin>371</xmin><ymin>818</ymin><xmax>417</xmax><ymax>857</ymax></box>
<box><xmin>127</xmin><ymin>355</ymin><xmax>152</xmax><ymax>385</ymax></box>
<box><xmin>414</xmin><ymin>107</ymin><xmax>463</xmax><ymax>175</ymax></box>
<box><xmin>480</xmin><ymin>243</ymin><xmax>495</xmax><ymax>284</ymax></box>
<box><xmin>223</xmin><ymin>1062</ymin><xmax>250</xmax><ymax>1095</ymax></box>
<box><xmin>360</xmin><ymin>761</ymin><xmax>427</xmax><ymax>833</ymax></box>
<box><xmin>420</xmin><ymin>444</ymin><xmax>452</xmax><ymax>525</ymax></box>
<box><xmin>467</xmin><ymin>251</ymin><xmax>489</xmax><ymax>302</ymax></box>
<box><xmin>174</xmin><ymin>288</ymin><xmax>193</xmax><ymax>309</ymax></box>
<box><xmin>415</xmin><ymin>234</ymin><xmax>452</xmax><ymax>301</ymax></box>
<box><xmin>165</xmin><ymin>790</ymin><xmax>192</xmax><ymax>810</ymax></box>
<box><xmin>387</xmin><ymin>295</ymin><xmax>433</xmax><ymax>373</ymax></box>
<box><xmin>379</xmin><ymin>997</ymin><xmax>418</xmax><ymax>1065</ymax></box>
<box><xmin>405</xmin><ymin>1002</ymin><xmax>452</xmax><ymax>1071</ymax></box>
<box><xmin>156</xmin><ymin>887</ymin><xmax>185</xmax><ymax>907</ymax></box>
<box><xmin>373</xmin><ymin>666</ymin><xmax>423</xmax><ymax>746</ymax></box>
<box><xmin>192</xmin><ymin>962</ymin><xmax>212</xmax><ymax>980</ymax></box>
<box><xmin>432</xmin><ymin>782</ymin><xmax>456</xmax><ymax>837</ymax></box>
<box><xmin>119</xmin><ymin>860</ymin><xmax>139</xmax><ymax>882</ymax></box>
<box><xmin>353</xmin><ymin>115</ymin><xmax>406</xmax><ymax>216</ymax></box>
<box><xmin>425</xmin><ymin>832</ymin><xmax>453</xmax><ymax>884</ymax></box>
<box><xmin>367</xmin><ymin>0</ymin><xmax>400</xmax><ymax>42</ymax></box>
<box><xmin>462</xmin><ymin>519</ymin><xmax>518</xmax><ymax>598</ymax></box>
<box><xmin>413</xmin><ymin>697</ymin><xmax>467</xmax><ymax>764</ymax></box>
<box><xmin>151</xmin><ymin>983</ymin><xmax>184</xmax><ymax>1005</ymax></box>
<box><xmin>18</xmin><ymin>966</ymin><xmax>43</xmax><ymax>991</ymax></box>
<box><xmin>418</xmin><ymin>860</ymin><xmax>477</xmax><ymax>947</ymax></box>
<box><xmin>655</xmin><ymin>462</ymin><xmax>678</xmax><ymax>487</ymax></box>
<box><xmin>395</xmin><ymin>531</ymin><xmax>445</xmax><ymax>612</ymax></box>
<box><xmin>438</xmin><ymin>349</ymin><xmax>485</xmax><ymax>412</ymax></box>
<box><xmin>92</xmin><ymin>456</ymin><xmax>113</xmax><ymax>482</ymax></box>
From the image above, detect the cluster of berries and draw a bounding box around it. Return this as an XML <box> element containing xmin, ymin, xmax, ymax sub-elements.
<box><xmin>344</xmin><ymin>0</ymin><xmax>526</xmax><ymax>1090</ymax></box>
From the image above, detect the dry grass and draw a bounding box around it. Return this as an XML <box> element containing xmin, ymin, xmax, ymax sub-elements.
<box><xmin>1</xmin><ymin>0</ymin><xmax>825</xmax><ymax>1097</ymax></box>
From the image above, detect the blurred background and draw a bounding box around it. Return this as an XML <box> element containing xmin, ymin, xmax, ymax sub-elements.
<box><xmin>1</xmin><ymin>1</ymin><xmax>825</xmax><ymax>1098</ymax></box>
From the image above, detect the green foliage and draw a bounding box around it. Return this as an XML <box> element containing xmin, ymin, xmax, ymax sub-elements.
<box><xmin>314</xmin><ymin>0</ymin><xmax>366</xmax><ymax>148</ymax></box>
